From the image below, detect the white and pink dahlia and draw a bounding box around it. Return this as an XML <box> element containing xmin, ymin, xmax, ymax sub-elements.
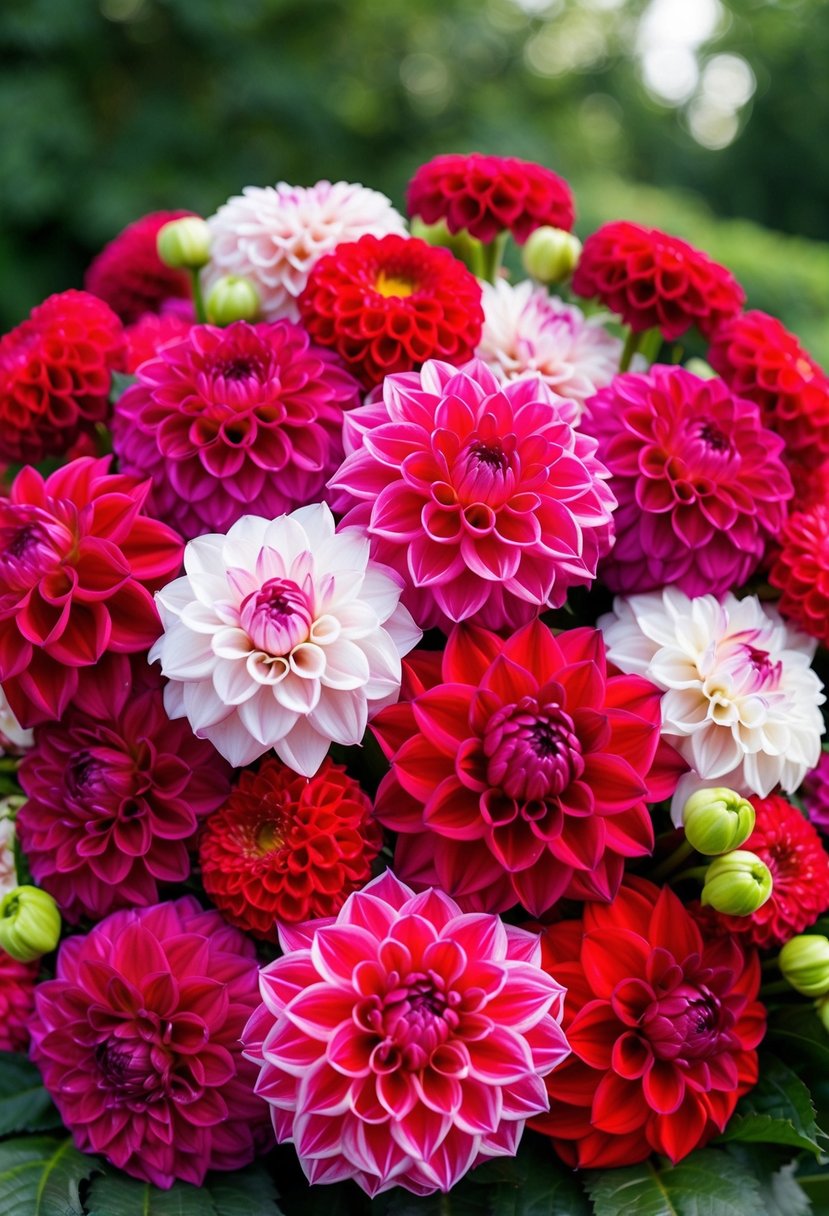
<box><xmin>204</xmin><ymin>181</ymin><xmax>407</xmax><ymax>321</ymax></box>
<box><xmin>599</xmin><ymin>587</ymin><xmax>825</xmax><ymax>817</ymax></box>
<box><xmin>149</xmin><ymin>504</ymin><xmax>421</xmax><ymax>774</ymax></box>
<box><xmin>476</xmin><ymin>280</ymin><xmax>622</xmax><ymax>416</ymax></box>
<box><xmin>243</xmin><ymin>870</ymin><xmax>569</xmax><ymax>1196</ymax></box>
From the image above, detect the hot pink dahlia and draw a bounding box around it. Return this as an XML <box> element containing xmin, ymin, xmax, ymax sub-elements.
<box><xmin>0</xmin><ymin>457</ymin><xmax>183</xmax><ymax>727</ymax></box>
<box><xmin>370</xmin><ymin>621</ymin><xmax>686</xmax><ymax>915</ymax></box>
<box><xmin>112</xmin><ymin>320</ymin><xmax>361</xmax><ymax>539</ymax></box>
<box><xmin>242</xmin><ymin>869</ymin><xmax>570</xmax><ymax>1196</ymax></box>
<box><xmin>30</xmin><ymin>897</ymin><xmax>271</xmax><ymax>1188</ymax></box>
<box><xmin>329</xmin><ymin>358</ymin><xmax>616</xmax><ymax>631</ymax></box>
<box><xmin>803</xmin><ymin>752</ymin><xmax>829</xmax><ymax>836</ymax></box>
<box><xmin>17</xmin><ymin>663</ymin><xmax>232</xmax><ymax>923</ymax></box>
<box><xmin>85</xmin><ymin>210</ymin><xmax>195</xmax><ymax>324</ymax></box>
<box><xmin>582</xmin><ymin>365</ymin><xmax>792</xmax><ymax>597</ymax></box>
<box><xmin>0</xmin><ymin>952</ymin><xmax>38</xmax><ymax>1053</ymax></box>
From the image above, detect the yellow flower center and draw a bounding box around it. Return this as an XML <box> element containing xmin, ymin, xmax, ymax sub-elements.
<box><xmin>374</xmin><ymin>272</ymin><xmax>416</xmax><ymax>299</ymax></box>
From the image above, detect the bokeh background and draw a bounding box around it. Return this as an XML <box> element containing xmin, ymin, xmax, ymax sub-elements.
<box><xmin>2</xmin><ymin>0</ymin><xmax>828</xmax><ymax>355</ymax></box>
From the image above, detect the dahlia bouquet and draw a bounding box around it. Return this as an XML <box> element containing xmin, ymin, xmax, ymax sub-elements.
<box><xmin>2</xmin><ymin>154</ymin><xmax>829</xmax><ymax>1216</ymax></box>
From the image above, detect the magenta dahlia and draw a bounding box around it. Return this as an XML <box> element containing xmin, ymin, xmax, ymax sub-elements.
<box><xmin>803</xmin><ymin>752</ymin><xmax>829</xmax><ymax>836</ymax></box>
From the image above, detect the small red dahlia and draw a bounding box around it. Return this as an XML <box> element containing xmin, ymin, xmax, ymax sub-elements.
<box><xmin>297</xmin><ymin>233</ymin><xmax>483</xmax><ymax>388</ymax></box>
<box><xmin>406</xmin><ymin>153</ymin><xmax>575</xmax><ymax>244</ymax></box>
<box><xmin>198</xmin><ymin>756</ymin><xmax>382</xmax><ymax>939</ymax></box>
<box><xmin>769</xmin><ymin>499</ymin><xmax>829</xmax><ymax>646</ymax></box>
<box><xmin>572</xmin><ymin>221</ymin><xmax>744</xmax><ymax>341</ymax></box>
<box><xmin>85</xmin><ymin>210</ymin><xmax>194</xmax><ymax>324</ymax></box>
<box><xmin>122</xmin><ymin>310</ymin><xmax>194</xmax><ymax>373</ymax></box>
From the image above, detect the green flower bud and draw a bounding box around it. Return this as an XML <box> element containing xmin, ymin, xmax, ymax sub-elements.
<box><xmin>521</xmin><ymin>226</ymin><xmax>582</xmax><ymax>285</ymax></box>
<box><xmin>816</xmin><ymin>994</ymin><xmax>829</xmax><ymax>1035</ymax></box>
<box><xmin>0</xmin><ymin>885</ymin><xmax>61</xmax><ymax>962</ymax></box>
<box><xmin>779</xmin><ymin>935</ymin><xmax>829</xmax><ymax>997</ymax></box>
<box><xmin>156</xmin><ymin>216</ymin><xmax>211</xmax><ymax>271</ymax></box>
<box><xmin>683</xmin><ymin>787</ymin><xmax>755</xmax><ymax>856</ymax></box>
<box><xmin>701</xmin><ymin>850</ymin><xmax>773</xmax><ymax>917</ymax></box>
<box><xmin>205</xmin><ymin>275</ymin><xmax>261</xmax><ymax>326</ymax></box>
<box><xmin>684</xmin><ymin>357</ymin><xmax>718</xmax><ymax>380</ymax></box>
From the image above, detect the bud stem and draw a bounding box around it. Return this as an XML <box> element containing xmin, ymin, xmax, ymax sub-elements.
<box><xmin>0</xmin><ymin>759</ymin><xmax>20</xmax><ymax>773</ymax></box>
<box><xmin>190</xmin><ymin>270</ymin><xmax>207</xmax><ymax>324</ymax></box>
<box><xmin>479</xmin><ymin>232</ymin><xmax>509</xmax><ymax>285</ymax></box>
<box><xmin>650</xmin><ymin>838</ymin><xmax>695</xmax><ymax>881</ymax></box>
<box><xmin>760</xmin><ymin>980</ymin><xmax>793</xmax><ymax>997</ymax></box>
<box><xmin>672</xmin><ymin>865</ymin><xmax>710</xmax><ymax>884</ymax></box>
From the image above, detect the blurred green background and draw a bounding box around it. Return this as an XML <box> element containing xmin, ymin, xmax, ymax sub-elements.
<box><xmin>2</xmin><ymin>0</ymin><xmax>828</xmax><ymax>356</ymax></box>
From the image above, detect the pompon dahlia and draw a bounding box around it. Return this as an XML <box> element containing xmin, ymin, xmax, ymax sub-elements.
<box><xmin>242</xmin><ymin>869</ymin><xmax>570</xmax><ymax>1196</ymax></box>
<box><xmin>0</xmin><ymin>457</ymin><xmax>183</xmax><ymax>727</ymax></box>
<box><xmin>29</xmin><ymin>898</ymin><xmax>270</xmax><ymax>1188</ymax></box>
<box><xmin>476</xmin><ymin>280</ymin><xmax>621</xmax><ymax>416</ymax></box>
<box><xmin>583</xmin><ymin>365</ymin><xmax>792</xmax><ymax>597</ymax></box>
<box><xmin>330</xmin><ymin>359</ymin><xmax>616</xmax><ymax>632</ymax></box>
<box><xmin>199</xmin><ymin>756</ymin><xmax>382</xmax><ymax>938</ymax></box>
<box><xmin>0</xmin><ymin>290</ymin><xmax>124</xmax><ymax>464</ymax></box>
<box><xmin>122</xmin><ymin>310</ymin><xmax>193</xmax><ymax>373</ymax></box>
<box><xmin>0</xmin><ymin>952</ymin><xmax>38</xmax><ymax>1053</ymax></box>
<box><xmin>769</xmin><ymin>499</ymin><xmax>829</xmax><ymax>646</ymax></box>
<box><xmin>572</xmin><ymin>221</ymin><xmax>744</xmax><ymax>341</ymax></box>
<box><xmin>599</xmin><ymin>588</ymin><xmax>825</xmax><ymax>812</ymax></box>
<box><xmin>370</xmin><ymin>621</ymin><xmax>685</xmax><ymax>916</ymax></box>
<box><xmin>17</xmin><ymin>663</ymin><xmax>232</xmax><ymax>923</ymax></box>
<box><xmin>112</xmin><ymin>320</ymin><xmax>361</xmax><ymax>539</ymax></box>
<box><xmin>85</xmin><ymin>210</ymin><xmax>194</xmax><ymax>323</ymax></box>
<box><xmin>530</xmin><ymin>877</ymin><xmax>764</xmax><ymax>1168</ymax></box>
<box><xmin>205</xmin><ymin>180</ymin><xmax>407</xmax><ymax>322</ymax></box>
<box><xmin>298</xmin><ymin>234</ymin><xmax>484</xmax><ymax>389</ymax></box>
<box><xmin>406</xmin><ymin>153</ymin><xmax>575</xmax><ymax>244</ymax></box>
<box><xmin>150</xmin><ymin>503</ymin><xmax>420</xmax><ymax>774</ymax></box>
<box><xmin>803</xmin><ymin>752</ymin><xmax>829</xmax><ymax>836</ymax></box>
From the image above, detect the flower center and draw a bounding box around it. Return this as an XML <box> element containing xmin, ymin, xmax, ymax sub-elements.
<box><xmin>357</xmin><ymin>970</ymin><xmax>460</xmax><ymax>1072</ymax></box>
<box><xmin>66</xmin><ymin>752</ymin><xmax>109</xmax><ymax>799</ymax></box>
<box><xmin>239</xmin><ymin>577</ymin><xmax>313</xmax><ymax>655</ymax></box>
<box><xmin>698</xmin><ymin>421</ymin><xmax>733</xmax><ymax>454</ymax></box>
<box><xmin>644</xmin><ymin>983</ymin><xmax>729</xmax><ymax>1063</ymax></box>
<box><xmin>0</xmin><ymin>508</ymin><xmax>67</xmax><ymax>589</ymax></box>
<box><xmin>95</xmin><ymin>1036</ymin><xmax>165</xmax><ymax>1104</ymax></box>
<box><xmin>483</xmin><ymin>697</ymin><xmax>584</xmax><ymax>800</ymax></box>
<box><xmin>374</xmin><ymin>271</ymin><xmax>416</xmax><ymax>299</ymax></box>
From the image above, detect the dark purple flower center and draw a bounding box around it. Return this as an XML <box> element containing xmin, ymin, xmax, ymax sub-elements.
<box><xmin>698</xmin><ymin>420</ymin><xmax>733</xmax><ymax>454</ymax></box>
<box><xmin>644</xmin><ymin>982</ymin><xmax>730</xmax><ymax>1063</ymax></box>
<box><xmin>483</xmin><ymin>696</ymin><xmax>584</xmax><ymax>800</ymax></box>
<box><xmin>239</xmin><ymin>576</ymin><xmax>313</xmax><ymax>655</ymax></box>
<box><xmin>95</xmin><ymin>1037</ymin><xmax>165</xmax><ymax>1104</ymax></box>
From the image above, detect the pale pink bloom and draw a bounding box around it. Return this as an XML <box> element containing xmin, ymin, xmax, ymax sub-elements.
<box><xmin>0</xmin><ymin>811</ymin><xmax>18</xmax><ymax>898</ymax></box>
<box><xmin>149</xmin><ymin>504</ymin><xmax>420</xmax><ymax>774</ymax></box>
<box><xmin>243</xmin><ymin>870</ymin><xmax>569</xmax><ymax>1196</ymax></box>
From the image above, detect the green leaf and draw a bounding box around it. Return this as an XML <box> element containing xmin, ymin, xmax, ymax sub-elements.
<box><xmin>723</xmin><ymin>1146</ymin><xmax>812</xmax><ymax>1216</ymax></box>
<box><xmin>85</xmin><ymin>1162</ymin><xmax>283</xmax><ymax>1216</ymax></box>
<box><xmin>0</xmin><ymin>1135</ymin><xmax>100</xmax><ymax>1216</ymax></box>
<box><xmin>584</xmin><ymin>1148</ymin><xmax>768</xmax><ymax>1216</ymax></box>
<box><xmin>108</xmin><ymin>372</ymin><xmax>137</xmax><ymax>404</ymax></box>
<box><xmin>0</xmin><ymin>1053</ymin><xmax>62</xmax><ymax>1136</ymax></box>
<box><xmin>719</xmin><ymin>1053</ymin><xmax>827</xmax><ymax>1156</ymax></box>
<box><xmin>205</xmin><ymin>1164</ymin><xmax>283</xmax><ymax>1215</ymax></box>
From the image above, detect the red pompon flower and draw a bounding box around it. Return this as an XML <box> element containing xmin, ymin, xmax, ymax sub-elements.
<box><xmin>371</xmin><ymin>621</ymin><xmax>686</xmax><ymax>917</ymax></box>
<box><xmin>406</xmin><ymin>153</ymin><xmax>575</xmax><ymax>244</ymax></box>
<box><xmin>572</xmin><ymin>222</ymin><xmax>744</xmax><ymax>341</ymax></box>
<box><xmin>530</xmin><ymin>877</ymin><xmax>765</xmax><ymax>1168</ymax></box>
<box><xmin>199</xmin><ymin>756</ymin><xmax>382</xmax><ymax>939</ymax></box>
<box><xmin>85</xmin><ymin>210</ymin><xmax>194</xmax><ymax>323</ymax></box>
<box><xmin>0</xmin><ymin>290</ymin><xmax>124</xmax><ymax>464</ymax></box>
<box><xmin>122</xmin><ymin>310</ymin><xmax>194</xmax><ymax>373</ymax></box>
<box><xmin>714</xmin><ymin>795</ymin><xmax>829</xmax><ymax>949</ymax></box>
<box><xmin>30</xmin><ymin>898</ymin><xmax>271</xmax><ymax>1188</ymax></box>
<box><xmin>769</xmin><ymin>499</ymin><xmax>829</xmax><ymax>646</ymax></box>
<box><xmin>0</xmin><ymin>953</ymin><xmax>38</xmax><ymax>1053</ymax></box>
<box><xmin>17</xmin><ymin>663</ymin><xmax>231</xmax><ymax>923</ymax></box>
<box><xmin>298</xmin><ymin>234</ymin><xmax>483</xmax><ymax>388</ymax></box>
<box><xmin>0</xmin><ymin>457</ymin><xmax>183</xmax><ymax>727</ymax></box>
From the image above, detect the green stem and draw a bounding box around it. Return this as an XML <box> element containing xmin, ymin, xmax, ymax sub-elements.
<box><xmin>650</xmin><ymin>838</ymin><xmax>695</xmax><ymax>882</ymax></box>
<box><xmin>761</xmin><ymin>955</ymin><xmax>780</xmax><ymax>973</ymax></box>
<box><xmin>479</xmin><ymin>231</ymin><xmax>509</xmax><ymax>284</ymax></box>
<box><xmin>619</xmin><ymin>327</ymin><xmax>641</xmax><ymax>372</ymax></box>
<box><xmin>0</xmin><ymin>758</ymin><xmax>20</xmax><ymax>773</ymax></box>
<box><xmin>672</xmin><ymin>864</ymin><xmax>710</xmax><ymax>884</ymax></box>
<box><xmin>190</xmin><ymin>268</ymin><xmax>207</xmax><ymax>324</ymax></box>
<box><xmin>761</xmin><ymin>979</ymin><xmax>792</xmax><ymax>996</ymax></box>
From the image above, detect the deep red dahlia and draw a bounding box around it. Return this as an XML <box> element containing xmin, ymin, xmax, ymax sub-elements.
<box><xmin>371</xmin><ymin>621</ymin><xmax>686</xmax><ymax>916</ymax></box>
<box><xmin>199</xmin><ymin>756</ymin><xmax>382</xmax><ymax>939</ymax></box>
<box><xmin>572</xmin><ymin>221</ymin><xmax>744</xmax><ymax>341</ymax></box>
<box><xmin>0</xmin><ymin>952</ymin><xmax>38</xmax><ymax>1052</ymax></box>
<box><xmin>406</xmin><ymin>153</ymin><xmax>575</xmax><ymax>244</ymax></box>
<box><xmin>769</xmin><ymin>499</ymin><xmax>829</xmax><ymax>646</ymax></box>
<box><xmin>85</xmin><ymin>210</ymin><xmax>194</xmax><ymax>324</ymax></box>
<box><xmin>0</xmin><ymin>457</ymin><xmax>183</xmax><ymax>727</ymax></box>
<box><xmin>531</xmin><ymin>877</ymin><xmax>764</xmax><ymax>1168</ymax></box>
<box><xmin>0</xmin><ymin>290</ymin><xmax>123</xmax><ymax>464</ymax></box>
<box><xmin>123</xmin><ymin>310</ymin><xmax>194</xmax><ymax>373</ymax></box>
<box><xmin>298</xmin><ymin>233</ymin><xmax>483</xmax><ymax>388</ymax></box>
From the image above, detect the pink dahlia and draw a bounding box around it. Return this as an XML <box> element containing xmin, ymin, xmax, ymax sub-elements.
<box><xmin>582</xmin><ymin>366</ymin><xmax>792</xmax><ymax>597</ymax></box>
<box><xmin>112</xmin><ymin>321</ymin><xmax>360</xmax><ymax>539</ymax></box>
<box><xmin>0</xmin><ymin>458</ymin><xmax>182</xmax><ymax>727</ymax></box>
<box><xmin>17</xmin><ymin>663</ymin><xmax>231</xmax><ymax>923</ymax></box>
<box><xmin>30</xmin><ymin>897</ymin><xmax>270</xmax><ymax>1187</ymax></box>
<box><xmin>371</xmin><ymin>621</ymin><xmax>686</xmax><ymax>915</ymax></box>
<box><xmin>85</xmin><ymin>210</ymin><xmax>195</xmax><ymax>323</ymax></box>
<box><xmin>242</xmin><ymin>869</ymin><xmax>570</xmax><ymax>1196</ymax></box>
<box><xmin>803</xmin><ymin>752</ymin><xmax>829</xmax><ymax>836</ymax></box>
<box><xmin>330</xmin><ymin>359</ymin><xmax>616</xmax><ymax>631</ymax></box>
<box><xmin>0</xmin><ymin>952</ymin><xmax>38</xmax><ymax>1053</ymax></box>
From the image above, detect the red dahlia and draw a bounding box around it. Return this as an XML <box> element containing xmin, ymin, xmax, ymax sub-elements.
<box><xmin>531</xmin><ymin>878</ymin><xmax>764</xmax><ymax>1168</ymax></box>
<box><xmin>198</xmin><ymin>756</ymin><xmax>382</xmax><ymax>939</ymax></box>
<box><xmin>0</xmin><ymin>290</ymin><xmax>123</xmax><ymax>464</ymax></box>
<box><xmin>85</xmin><ymin>210</ymin><xmax>194</xmax><ymax>324</ymax></box>
<box><xmin>572</xmin><ymin>221</ymin><xmax>744</xmax><ymax>341</ymax></box>
<box><xmin>297</xmin><ymin>233</ymin><xmax>483</xmax><ymax>388</ymax></box>
<box><xmin>406</xmin><ymin>153</ymin><xmax>575</xmax><ymax>244</ymax></box>
<box><xmin>0</xmin><ymin>953</ymin><xmax>38</xmax><ymax>1053</ymax></box>
<box><xmin>769</xmin><ymin>498</ymin><xmax>829</xmax><ymax>646</ymax></box>
<box><xmin>122</xmin><ymin>310</ymin><xmax>193</xmax><ymax>372</ymax></box>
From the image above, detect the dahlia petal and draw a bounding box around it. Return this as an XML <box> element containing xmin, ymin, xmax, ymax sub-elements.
<box><xmin>581</xmin><ymin>930</ymin><xmax>650</xmax><ymax>1000</ymax></box>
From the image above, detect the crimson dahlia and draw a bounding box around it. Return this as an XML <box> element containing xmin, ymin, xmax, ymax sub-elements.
<box><xmin>85</xmin><ymin>210</ymin><xmax>194</xmax><ymax>323</ymax></box>
<box><xmin>0</xmin><ymin>952</ymin><xmax>38</xmax><ymax>1052</ymax></box>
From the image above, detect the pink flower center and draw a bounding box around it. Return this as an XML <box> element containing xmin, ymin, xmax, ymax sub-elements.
<box><xmin>240</xmin><ymin>577</ymin><xmax>313</xmax><ymax>655</ymax></box>
<box><xmin>643</xmin><ymin>983</ymin><xmax>730</xmax><ymax>1063</ymax></box>
<box><xmin>453</xmin><ymin>435</ymin><xmax>517</xmax><ymax>507</ymax></box>
<box><xmin>95</xmin><ymin>1035</ymin><xmax>167</xmax><ymax>1105</ymax></box>
<box><xmin>0</xmin><ymin>509</ymin><xmax>68</xmax><ymax>589</ymax></box>
<box><xmin>356</xmin><ymin>970</ymin><xmax>461</xmax><ymax>1072</ymax></box>
<box><xmin>483</xmin><ymin>697</ymin><xmax>584</xmax><ymax>800</ymax></box>
<box><xmin>697</xmin><ymin>420</ymin><xmax>733</xmax><ymax>455</ymax></box>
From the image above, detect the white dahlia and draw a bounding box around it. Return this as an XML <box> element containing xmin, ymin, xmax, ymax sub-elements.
<box><xmin>203</xmin><ymin>180</ymin><xmax>407</xmax><ymax>321</ymax></box>
<box><xmin>149</xmin><ymin>504</ymin><xmax>421</xmax><ymax>774</ymax></box>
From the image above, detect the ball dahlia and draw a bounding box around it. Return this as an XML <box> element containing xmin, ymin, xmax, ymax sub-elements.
<box><xmin>242</xmin><ymin>869</ymin><xmax>570</xmax><ymax>1196</ymax></box>
<box><xmin>205</xmin><ymin>180</ymin><xmax>407</xmax><ymax>322</ymax></box>
<box><xmin>530</xmin><ymin>877</ymin><xmax>764</xmax><ymax>1168</ymax></box>
<box><xmin>0</xmin><ymin>952</ymin><xmax>38</xmax><ymax>1053</ymax></box>
<box><xmin>122</xmin><ymin>310</ymin><xmax>193</xmax><ymax>373</ymax></box>
<box><xmin>199</xmin><ymin>756</ymin><xmax>382</xmax><ymax>938</ymax></box>
<box><xmin>583</xmin><ymin>365</ymin><xmax>792</xmax><ymax>597</ymax></box>
<box><xmin>0</xmin><ymin>457</ymin><xmax>183</xmax><ymax>727</ymax></box>
<box><xmin>371</xmin><ymin>620</ymin><xmax>685</xmax><ymax>915</ymax></box>
<box><xmin>150</xmin><ymin>502</ymin><xmax>420</xmax><ymax>774</ymax></box>
<box><xmin>406</xmin><ymin>153</ymin><xmax>575</xmax><ymax>244</ymax></box>
<box><xmin>769</xmin><ymin>498</ymin><xmax>829</xmax><ymax>646</ymax></box>
<box><xmin>572</xmin><ymin>221</ymin><xmax>744</xmax><ymax>341</ymax></box>
<box><xmin>85</xmin><ymin>209</ymin><xmax>194</xmax><ymax>323</ymax></box>
<box><xmin>330</xmin><ymin>358</ymin><xmax>616</xmax><ymax>631</ymax></box>
<box><xmin>298</xmin><ymin>234</ymin><xmax>484</xmax><ymax>389</ymax></box>
<box><xmin>0</xmin><ymin>290</ymin><xmax>124</xmax><ymax>464</ymax></box>
<box><xmin>30</xmin><ymin>897</ymin><xmax>270</xmax><ymax>1188</ymax></box>
<box><xmin>113</xmin><ymin>320</ymin><xmax>361</xmax><ymax>539</ymax></box>
<box><xmin>803</xmin><ymin>752</ymin><xmax>829</xmax><ymax>836</ymax></box>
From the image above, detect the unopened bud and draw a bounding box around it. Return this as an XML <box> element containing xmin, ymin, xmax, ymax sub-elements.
<box><xmin>684</xmin><ymin>357</ymin><xmax>718</xmax><ymax>380</ymax></box>
<box><xmin>0</xmin><ymin>885</ymin><xmax>61</xmax><ymax>962</ymax></box>
<box><xmin>683</xmin><ymin>787</ymin><xmax>755</xmax><ymax>856</ymax></box>
<box><xmin>157</xmin><ymin>216</ymin><xmax>211</xmax><ymax>271</ymax></box>
<box><xmin>522</xmin><ymin>226</ymin><xmax>582</xmax><ymax>284</ymax></box>
<box><xmin>701</xmin><ymin>850</ymin><xmax>773</xmax><ymax>916</ymax></box>
<box><xmin>205</xmin><ymin>275</ymin><xmax>260</xmax><ymax>326</ymax></box>
<box><xmin>779</xmin><ymin>935</ymin><xmax>829</xmax><ymax>997</ymax></box>
<box><xmin>816</xmin><ymin>993</ymin><xmax>829</xmax><ymax>1035</ymax></box>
